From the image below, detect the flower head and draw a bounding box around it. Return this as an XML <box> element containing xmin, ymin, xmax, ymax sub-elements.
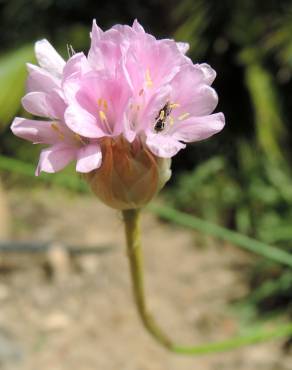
<box><xmin>11</xmin><ymin>20</ymin><xmax>224</xmax><ymax>209</ymax></box>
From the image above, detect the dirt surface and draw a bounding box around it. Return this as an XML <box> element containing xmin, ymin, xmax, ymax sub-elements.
<box><xmin>0</xmin><ymin>186</ymin><xmax>291</xmax><ymax>370</ymax></box>
<box><xmin>0</xmin><ymin>181</ymin><xmax>10</xmax><ymax>239</ymax></box>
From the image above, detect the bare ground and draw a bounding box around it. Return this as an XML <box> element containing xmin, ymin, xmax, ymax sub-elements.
<box><xmin>0</xmin><ymin>186</ymin><xmax>290</xmax><ymax>370</ymax></box>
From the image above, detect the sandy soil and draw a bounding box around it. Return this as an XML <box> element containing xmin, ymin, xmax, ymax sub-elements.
<box><xmin>0</xmin><ymin>181</ymin><xmax>10</xmax><ymax>239</ymax></box>
<box><xmin>0</xmin><ymin>186</ymin><xmax>290</xmax><ymax>370</ymax></box>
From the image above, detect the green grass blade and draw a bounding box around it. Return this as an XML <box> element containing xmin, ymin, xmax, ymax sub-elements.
<box><xmin>0</xmin><ymin>155</ymin><xmax>87</xmax><ymax>192</ymax></box>
<box><xmin>148</xmin><ymin>204</ymin><xmax>292</xmax><ymax>268</ymax></box>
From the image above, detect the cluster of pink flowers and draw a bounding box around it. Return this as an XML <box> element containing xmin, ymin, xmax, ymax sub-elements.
<box><xmin>11</xmin><ymin>20</ymin><xmax>224</xmax><ymax>176</ymax></box>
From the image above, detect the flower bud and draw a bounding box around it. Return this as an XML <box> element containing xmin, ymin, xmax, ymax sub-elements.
<box><xmin>84</xmin><ymin>138</ymin><xmax>171</xmax><ymax>210</ymax></box>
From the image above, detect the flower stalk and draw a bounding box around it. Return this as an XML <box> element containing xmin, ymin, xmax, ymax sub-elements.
<box><xmin>123</xmin><ymin>208</ymin><xmax>292</xmax><ymax>355</ymax></box>
<box><xmin>122</xmin><ymin>208</ymin><xmax>173</xmax><ymax>349</ymax></box>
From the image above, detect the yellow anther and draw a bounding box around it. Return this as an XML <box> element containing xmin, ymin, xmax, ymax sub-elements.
<box><xmin>139</xmin><ymin>88</ymin><xmax>144</xmax><ymax>96</ymax></box>
<box><xmin>145</xmin><ymin>68</ymin><xmax>153</xmax><ymax>88</ymax></box>
<box><xmin>103</xmin><ymin>99</ymin><xmax>108</xmax><ymax>111</ymax></box>
<box><xmin>99</xmin><ymin>110</ymin><xmax>112</xmax><ymax>132</ymax></box>
<box><xmin>168</xmin><ymin>116</ymin><xmax>174</xmax><ymax>126</ymax></box>
<box><xmin>99</xmin><ymin>110</ymin><xmax>108</xmax><ymax>122</ymax></box>
<box><xmin>51</xmin><ymin>122</ymin><xmax>60</xmax><ymax>132</ymax></box>
<box><xmin>169</xmin><ymin>103</ymin><xmax>180</xmax><ymax>109</ymax></box>
<box><xmin>178</xmin><ymin>112</ymin><xmax>190</xmax><ymax>121</ymax></box>
<box><xmin>51</xmin><ymin>122</ymin><xmax>64</xmax><ymax>140</ymax></box>
<box><xmin>159</xmin><ymin>110</ymin><xmax>165</xmax><ymax>120</ymax></box>
<box><xmin>98</xmin><ymin>98</ymin><xmax>108</xmax><ymax>111</ymax></box>
<box><xmin>74</xmin><ymin>133</ymin><xmax>85</xmax><ymax>145</ymax></box>
<box><xmin>130</xmin><ymin>104</ymin><xmax>140</xmax><ymax>111</ymax></box>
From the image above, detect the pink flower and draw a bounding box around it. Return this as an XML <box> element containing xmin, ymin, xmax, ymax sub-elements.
<box><xmin>11</xmin><ymin>20</ymin><xmax>225</xmax><ymax>209</ymax></box>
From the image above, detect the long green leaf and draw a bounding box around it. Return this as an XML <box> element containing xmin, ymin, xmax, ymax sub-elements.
<box><xmin>148</xmin><ymin>204</ymin><xmax>292</xmax><ymax>268</ymax></box>
<box><xmin>0</xmin><ymin>45</ymin><xmax>34</xmax><ymax>129</ymax></box>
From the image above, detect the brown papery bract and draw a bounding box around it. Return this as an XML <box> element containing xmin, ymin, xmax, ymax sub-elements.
<box><xmin>84</xmin><ymin>137</ymin><xmax>171</xmax><ymax>210</ymax></box>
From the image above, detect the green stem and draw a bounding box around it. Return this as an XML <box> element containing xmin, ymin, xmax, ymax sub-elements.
<box><xmin>122</xmin><ymin>208</ymin><xmax>173</xmax><ymax>349</ymax></box>
<box><xmin>122</xmin><ymin>208</ymin><xmax>292</xmax><ymax>355</ymax></box>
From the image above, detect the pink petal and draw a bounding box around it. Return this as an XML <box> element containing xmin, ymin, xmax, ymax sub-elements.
<box><xmin>196</xmin><ymin>63</ymin><xmax>216</xmax><ymax>85</ymax></box>
<box><xmin>172</xmin><ymin>113</ymin><xmax>225</xmax><ymax>142</ymax></box>
<box><xmin>88</xmin><ymin>40</ymin><xmax>122</xmax><ymax>72</ymax></box>
<box><xmin>36</xmin><ymin>143</ymin><xmax>76</xmax><ymax>175</ymax></box>
<box><xmin>21</xmin><ymin>91</ymin><xmax>65</xmax><ymax>119</ymax></box>
<box><xmin>170</xmin><ymin>65</ymin><xmax>218</xmax><ymax>116</ymax></box>
<box><xmin>136</xmin><ymin>38</ymin><xmax>182</xmax><ymax>87</ymax></box>
<box><xmin>122</xmin><ymin>104</ymin><xmax>136</xmax><ymax>142</ymax></box>
<box><xmin>46</xmin><ymin>90</ymin><xmax>67</xmax><ymax>119</ymax></box>
<box><xmin>62</xmin><ymin>75</ymin><xmax>82</xmax><ymax>104</ymax></box>
<box><xmin>66</xmin><ymin>70</ymin><xmax>132</xmax><ymax>137</ymax></box>
<box><xmin>132</xmin><ymin>19</ymin><xmax>145</xmax><ymax>33</ymax></box>
<box><xmin>90</xmin><ymin>19</ymin><xmax>103</xmax><ymax>42</ymax></box>
<box><xmin>112</xmin><ymin>24</ymin><xmax>134</xmax><ymax>40</ymax></box>
<box><xmin>35</xmin><ymin>39</ymin><xmax>65</xmax><ymax>77</ymax></box>
<box><xmin>11</xmin><ymin>117</ymin><xmax>59</xmax><ymax>144</ymax></box>
<box><xmin>178</xmin><ymin>85</ymin><xmax>218</xmax><ymax>117</ymax></box>
<box><xmin>62</xmin><ymin>52</ymin><xmax>91</xmax><ymax>81</ymax></box>
<box><xmin>22</xmin><ymin>92</ymin><xmax>52</xmax><ymax>117</ymax></box>
<box><xmin>65</xmin><ymin>104</ymin><xmax>105</xmax><ymax>138</ymax></box>
<box><xmin>171</xmin><ymin>64</ymin><xmax>207</xmax><ymax>92</ymax></box>
<box><xmin>26</xmin><ymin>64</ymin><xmax>60</xmax><ymax>93</ymax></box>
<box><xmin>76</xmin><ymin>143</ymin><xmax>102</xmax><ymax>173</ymax></box>
<box><xmin>146</xmin><ymin>133</ymin><xmax>186</xmax><ymax>158</ymax></box>
<box><xmin>88</xmin><ymin>24</ymin><xmax>124</xmax><ymax>72</ymax></box>
<box><xmin>176</xmin><ymin>42</ymin><xmax>190</xmax><ymax>54</ymax></box>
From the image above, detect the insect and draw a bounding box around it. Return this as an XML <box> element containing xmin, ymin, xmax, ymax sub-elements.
<box><xmin>154</xmin><ymin>102</ymin><xmax>172</xmax><ymax>132</ymax></box>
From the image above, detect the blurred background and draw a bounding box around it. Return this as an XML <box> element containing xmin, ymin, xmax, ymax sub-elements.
<box><xmin>0</xmin><ymin>0</ymin><xmax>292</xmax><ymax>369</ymax></box>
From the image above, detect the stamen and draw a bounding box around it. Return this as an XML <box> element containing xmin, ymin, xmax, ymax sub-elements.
<box><xmin>74</xmin><ymin>133</ymin><xmax>86</xmax><ymax>145</ymax></box>
<box><xmin>51</xmin><ymin>122</ymin><xmax>64</xmax><ymax>140</ymax></box>
<box><xmin>99</xmin><ymin>110</ymin><xmax>108</xmax><ymax>122</ymax></box>
<box><xmin>145</xmin><ymin>68</ymin><xmax>153</xmax><ymax>88</ymax></box>
<box><xmin>168</xmin><ymin>116</ymin><xmax>174</xmax><ymax>126</ymax></box>
<box><xmin>159</xmin><ymin>110</ymin><xmax>165</xmax><ymax>120</ymax></box>
<box><xmin>130</xmin><ymin>104</ymin><xmax>140</xmax><ymax>111</ymax></box>
<box><xmin>103</xmin><ymin>99</ymin><xmax>108</xmax><ymax>111</ymax></box>
<box><xmin>97</xmin><ymin>98</ymin><xmax>102</xmax><ymax>107</ymax></box>
<box><xmin>169</xmin><ymin>103</ymin><xmax>180</xmax><ymax>109</ymax></box>
<box><xmin>51</xmin><ymin>123</ymin><xmax>59</xmax><ymax>132</ymax></box>
<box><xmin>178</xmin><ymin>113</ymin><xmax>190</xmax><ymax>121</ymax></box>
<box><xmin>139</xmin><ymin>88</ymin><xmax>144</xmax><ymax>96</ymax></box>
<box><xmin>99</xmin><ymin>110</ymin><xmax>111</xmax><ymax>132</ymax></box>
<box><xmin>98</xmin><ymin>98</ymin><xmax>109</xmax><ymax>111</ymax></box>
